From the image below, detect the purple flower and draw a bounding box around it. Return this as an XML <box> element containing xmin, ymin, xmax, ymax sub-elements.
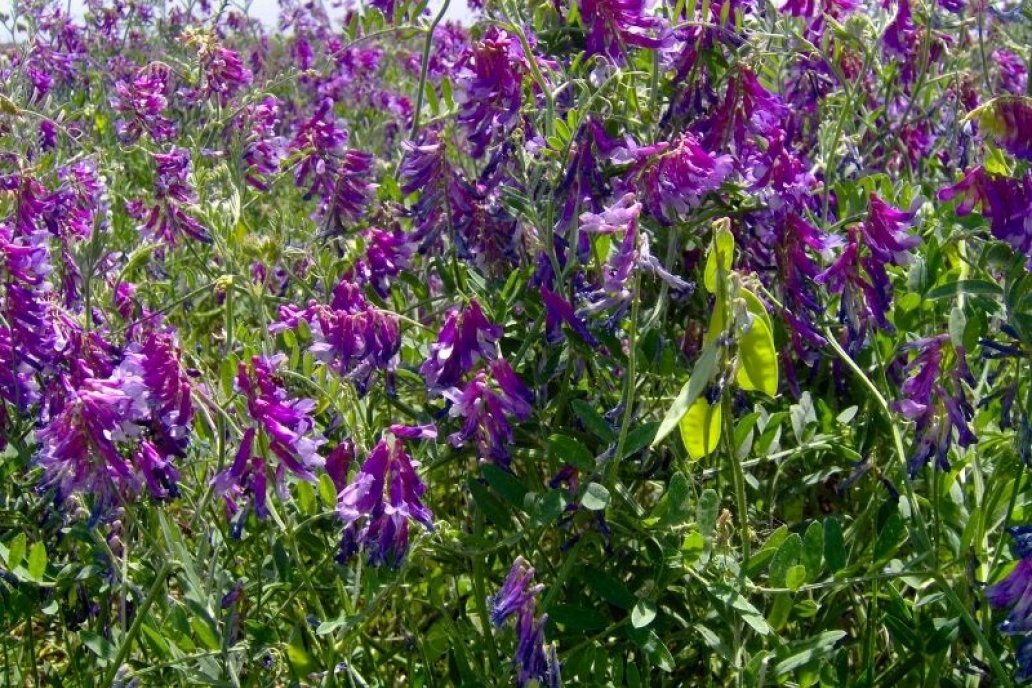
<box><xmin>630</xmin><ymin>133</ymin><xmax>733</xmax><ymax>224</ymax></box>
<box><xmin>540</xmin><ymin>286</ymin><xmax>599</xmax><ymax>346</ymax></box>
<box><xmin>971</xmin><ymin>97</ymin><xmax>1032</xmax><ymax>162</ymax></box>
<box><xmin>987</xmin><ymin>526</ymin><xmax>1032</xmax><ymax>680</ymax></box>
<box><xmin>337</xmin><ymin>425</ymin><xmax>435</xmax><ymax>566</ymax></box>
<box><xmin>212</xmin><ymin>427</ymin><xmax>269</xmax><ymax>518</ymax></box>
<box><xmin>420</xmin><ymin>299</ymin><xmax>503</xmax><ymax>391</ymax></box>
<box><xmin>579</xmin><ymin>193</ymin><xmax>691</xmax><ymax>315</ymax></box>
<box><xmin>141</xmin><ymin>148</ymin><xmax>210</xmax><ymax>244</ymax></box>
<box><xmin>882</xmin><ymin>0</ymin><xmax>914</xmax><ymax>60</ymax></box>
<box><xmin>1</xmin><ymin>223</ymin><xmax>57</xmax><ymax>383</ymax></box>
<box><xmin>325</xmin><ymin>439</ymin><xmax>356</xmax><ymax>492</ymax></box>
<box><xmin>271</xmin><ymin>283</ymin><xmax>401</xmax><ymax>396</ymax></box>
<box><xmin>288</xmin><ymin>99</ymin><xmax>375</xmax><ymax>230</ymax></box>
<box><xmin>119</xmin><ymin>330</ymin><xmax>194</xmax><ymax>457</ymax></box>
<box><xmin>239</xmin><ymin>355</ymin><xmax>326</xmax><ymax>479</ymax></box>
<box><xmin>344</xmin><ymin>227</ymin><xmax>415</xmax><ymax>298</ymax></box>
<box><xmin>37</xmin><ymin>373</ymin><xmax>145</xmax><ymax>509</ymax></box>
<box><xmin>580</xmin><ymin>0</ymin><xmax>670</xmax><ymax>61</ymax></box>
<box><xmin>938</xmin><ymin>167</ymin><xmax>1032</xmax><ymax>269</ymax></box>
<box><xmin>326</xmin><ymin>149</ymin><xmax>376</xmax><ymax>231</ymax></box>
<box><xmin>774</xmin><ymin>214</ymin><xmax>836</xmax><ymax>356</ymax></box>
<box><xmin>135</xmin><ymin>440</ymin><xmax>180</xmax><ymax>500</ymax></box>
<box><xmin>891</xmin><ymin>335</ymin><xmax>975</xmax><ymax>475</ymax></box>
<box><xmin>994</xmin><ymin>50</ymin><xmax>1029</xmax><ymax>96</ymax></box>
<box><xmin>489</xmin><ymin>557</ymin><xmax>558</xmax><ymax>687</ymax></box>
<box><xmin>454</xmin><ymin>28</ymin><xmax>529</xmax><ymax>158</ymax></box>
<box><xmin>816</xmin><ymin>194</ymin><xmax>917</xmax><ymax>338</ymax></box>
<box><xmin>199</xmin><ymin>44</ymin><xmax>253</xmax><ymax>101</ymax></box>
<box><xmin>443</xmin><ymin>359</ymin><xmax>533</xmax><ymax>466</ymax></box>
<box><xmin>110</xmin><ymin>64</ymin><xmax>176</xmax><ymax>142</ymax></box>
<box><xmin>489</xmin><ymin>556</ymin><xmax>544</xmax><ymax>626</ymax></box>
<box><xmin>241</xmin><ymin>97</ymin><xmax>286</xmax><ymax>191</ymax></box>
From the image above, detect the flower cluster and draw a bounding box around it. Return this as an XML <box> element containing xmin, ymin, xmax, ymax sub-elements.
<box><xmin>140</xmin><ymin>148</ymin><xmax>211</xmax><ymax>245</ymax></box>
<box><xmin>213</xmin><ymin>355</ymin><xmax>325</xmax><ymax>519</ymax></box>
<box><xmin>489</xmin><ymin>557</ymin><xmax>561</xmax><ymax>686</ymax></box>
<box><xmin>987</xmin><ymin>527</ymin><xmax>1032</xmax><ymax>681</ymax></box>
<box><xmin>271</xmin><ymin>278</ymin><xmax>401</xmax><ymax>396</ymax></box>
<box><xmin>336</xmin><ymin>424</ymin><xmax>435</xmax><ymax>566</ymax></box>
<box><xmin>891</xmin><ymin>335</ymin><xmax>975</xmax><ymax>475</ymax></box>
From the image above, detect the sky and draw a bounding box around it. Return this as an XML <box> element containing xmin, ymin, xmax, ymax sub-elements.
<box><xmin>1</xmin><ymin>1</ymin><xmax>472</xmax><ymax>42</ymax></box>
<box><xmin>59</xmin><ymin>0</ymin><xmax>474</xmax><ymax>26</ymax></box>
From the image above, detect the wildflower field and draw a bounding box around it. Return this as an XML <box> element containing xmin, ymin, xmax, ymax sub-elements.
<box><xmin>3</xmin><ymin>0</ymin><xmax>1032</xmax><ymax>684</ymax></box>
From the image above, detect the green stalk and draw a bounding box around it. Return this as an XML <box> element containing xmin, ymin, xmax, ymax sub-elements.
<box><xmin>409</xmin><ymin>0</ymin><xmax>450</xmax><ymax>140</ymax></box>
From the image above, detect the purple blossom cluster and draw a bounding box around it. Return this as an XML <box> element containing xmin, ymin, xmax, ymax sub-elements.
<box><xmin>213</xmin><ymin>355</ymin><xmax>325</xmax><ymax>519</ymax></box>
<box><xmin>891</xmin><ymin>335</ymin><xmax>975</xmax><ymax>475</ymax></box>
<box><xmin>336</xmin><ymin>424</ymin><xmax>435</xmax><ymax>566</ymax></box>
<box><xmin>489</xmin><ymin>557</ymin><xmax>561</xmax><ymax>686</ymax></box>
<box><xmin>987</xmin><ymin>527</ymin><xmax>1032</xmax><ymax>681</ymax></box>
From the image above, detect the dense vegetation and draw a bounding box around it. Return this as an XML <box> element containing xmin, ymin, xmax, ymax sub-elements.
<box><xmin>2</xmin><ymin>0</ymin><xmax>1032</xmax><ymax>685</ymax></box>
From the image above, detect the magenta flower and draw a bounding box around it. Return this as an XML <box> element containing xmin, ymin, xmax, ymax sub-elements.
<box><xmin>938</xmin><ymin>167</ymin><xmax>1032</xmax><ymax>269</ymax></box>
<box><xmin>892</xmin><ymin>335</ymin><xmax>975</xmax><ymax>475</ymax></box>
<box><xmin>110</xmin><ymin>64</ymin><xmax>176</xmax><ymax>142</ymax></box>
<box><xmin>817</xmin><ymin>194</ymin><xmax>917</xmax><ymax>338</ymax></box>
<box><xmin>337</xmin><ymin>425</ymin><xmax>436</xmax><ymax>566</ymax></box>
<box><xmin>489</xmin><ymin>557</ymin><xmax>558</xmax><ymax>686</ymax></box>
<box><xmin>454</xmin><ymin>28</ymin><xmax>529</xmax><ymax>158</ymax></box>
<box><xmin>37</xmin><ymin>373</ymin><xmax>146</xmax><ymax>509</ymax></box>
<box><xmin>420</xmin><ymin>299</ymin><xmax>503</xmax><ymax>391</ymax></box>
<box><xmin>630</xmin><ymin>132</ymin><xmax>733</xmax><ymax>224</ymax></box>
<box><xmin>271</xmin><ymin>281</ymin><xmax>401</xmax><ymax>396</ymax></box>
<box><xmin>141</xmin><ymin>148</ymin><xmax>210</xmax><ymax>244</ymax></box>
<box><xmin>443</xmin><ymin>359</ymin><xmax>533</xmax><ymax>466</ymax></box>
<box><xmin>580</xmin><ymin>0</ymin><xmax>670</xmax><ymax>61</ymax></box>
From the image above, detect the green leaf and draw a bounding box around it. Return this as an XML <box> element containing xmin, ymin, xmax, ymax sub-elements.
<box><xmin>735</xmin><ymin>296</ymin><xmax>779</xmax><ymax>396</ymax></box>
<box><xmin>643</xmin><ymin>631</ymin><xmax>675</xmax><ymax>672</ymax></box>
<box><xmin>714</xmin><ymin>585</ymin><xmax>771</xmax><ymax>635</ymax></box>
<box><xmin>696</xmin><ymin>489</ymin><xmax>720</xmax><ymax>539</ymax></box>
<box><xmin>824</xmin><ymin>517</ymin><xmax>846</xmax><ymax>573</ymax></box>
<box><xmin>785</xmin><ymin>564</ymin><xmax>807</xmax><ymax>591</ymax></box>
<box><xmin>26</xmin><ymin>542</ymin><xmax>46</xmax><ymax>581</ymax></box>
<box><xmin>652</xmin><ymin>341</ymin><xmax>719</xmax><ymax>447</ymax></box>
<box><xmin>769</xmin><ymin>533</ymin><xmax>803</xmax><ymax>586</ymax></box>
<box><xmin>873</xmin><ymin>511</ymin><xmax>906</xmax><ymax>562</ymax></box>
<box><xmin>468</xmin><ymin>479</ymin><xmax>511</xmax><ymax>526</ymax></box>
<box><xmin>581</xmin><ymin>482</ymin><xmax>611</xmax><ymax>511</ymax></box>
<box><xmin>582</xmin><ymin>569</ymin><xmax>635</xmax><ymax>610</ymax></box>
<box><xmin>801</xmin><ymin>521</ymin><xmax>823</xmax><ymax>577</ymax></box>
<box><xmin>82</xmin><ymin>631</ymin><xmax>116</xmax><ymax>662</ymax></box>
<box><xmin>482</xmin><ymin>464</ymin><xmax>528</xmax><ymax>509</ymax></box>
<box><xmin>679</xmin><ymin>397</ymin><xmax>722</xmax><ymax>460</ymax></box>
<box><xmin>704</xmin><ymin>223</ymin><xmax>735</xmax><ymax>293</ymax></box>
<box><xmin>7</xmin><ymin>533</ymin><xmax>26</xmax><ymax>569</ymax></box>
<box><xmin>631</xmin><ymin>600</ymin><xmax>657</xmax><ymax>629</ymax></box>
<box><xmin>571</xmin><ymin>400</ymin><xmax>617</xmax><ymax>442</ymax></box>
<box><xmin>653</xmin><ymin>472</ymin><xmax>692</xmax><ymax>526</ymax></box>
<box><xmin>925</xmin><ymin>279</ymin><xmax>1002</xmax><ymax>300</ymax></box>
<box><xmin>317</xmin><ymin>473</ymin><xmax>338</xmax><ymax>510</ymax></box>
<box><xmin>774</xmin><ymin>631</ymin><xmax>847</xmax><ymax>677</ymax></box>
<box><xmin>547</xmin><ymin>434</ymin><xmax>595</xmax><ymax>471</ymax></box>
